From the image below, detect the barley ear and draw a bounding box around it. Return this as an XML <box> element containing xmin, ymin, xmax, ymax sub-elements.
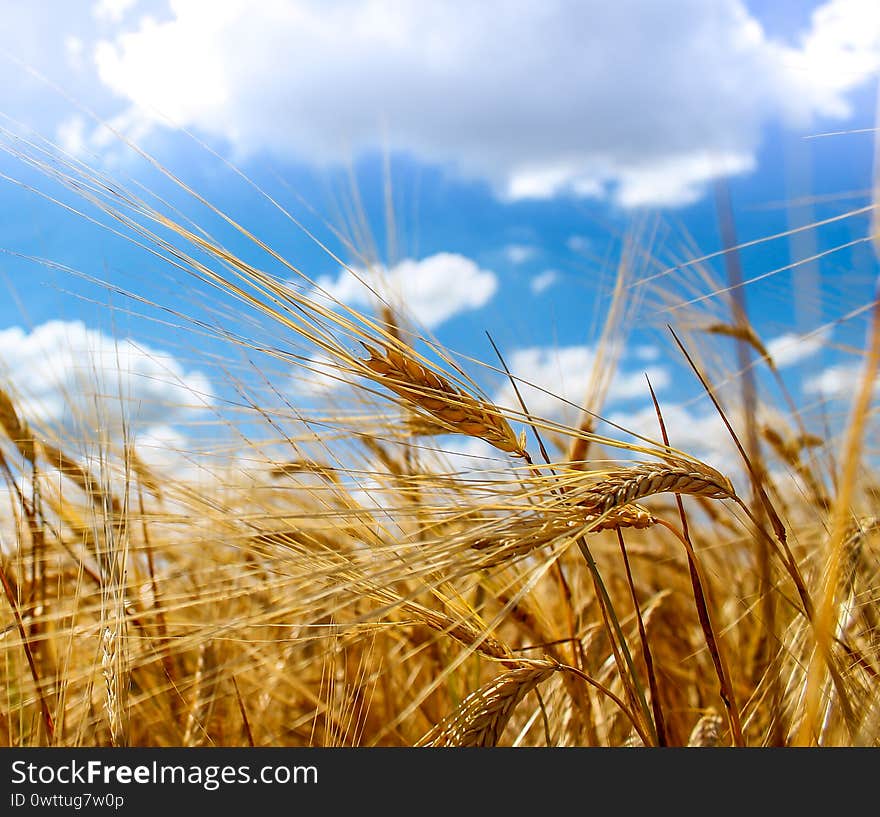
<box><xmin>687</xmin><ymin>710</ymin><xmax>725</xmax><ymax>747</ymax></box>
<box><xmin>361</xmin><ymin>343</ymin><xmax>525</xmax><ymax>456</ymax></box>
<box><xmin>417</xmin><ymin>664</ymin><xmax>554</xmax><ymax>747</ymax></box>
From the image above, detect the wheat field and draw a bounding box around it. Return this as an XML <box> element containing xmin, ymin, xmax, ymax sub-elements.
<box><xmin>0</xmin><ymin>114</ymin><xmax>878</xmax><ymax>749</ymax></box>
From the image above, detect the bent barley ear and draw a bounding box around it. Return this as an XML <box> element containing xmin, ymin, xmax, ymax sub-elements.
<box><xmin>577</xmin><ymin>463</ymin><xmax>734</xmax><ymax>518</ymax></box>
<box><xmin>360</xmin><ymin>343</ymin><xmax>526</xmax><ymax>457</ymax></box>
<box><xmin>0</xmin><ymin>388</ymin><xmax>36</xmax><ymax>465</ymax></box>
<box><xmin>688</xmin><ymin>710</ymin><xmax>725</xmax><ymax>747</ymax></box>
<box><xmin>417</xmin><ymin>663</ymin><xmax>555</xmax><ymax>747</ymax></box>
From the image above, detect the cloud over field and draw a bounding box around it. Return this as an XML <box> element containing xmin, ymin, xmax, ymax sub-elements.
<box><xmin>89</xmin><ymin>0</ymin><xmax>880</xmax><ymax>206</ymax></box>
<box><xmin>766</xmin><ymin>326</ymin><xmax>832</xmax><ymax>369</ymax></box>
<box><xmin>804</xmin><ymin>359</ymin><xmax>880</xmax><ymax>398</ymax></box>
<box><xmin>314</xmin><ymin>252</ymin><xmax>497</xmax><ymax>329</ymax></box>
<box><xmin>0</xmin><ymin>320</ymin><xmax>213</xmax><ymax>436</ymax></box>
<box><xmin>494</xmin><ymin>344</ymin><xmax>670</xmax><ymax>421</ymax></box>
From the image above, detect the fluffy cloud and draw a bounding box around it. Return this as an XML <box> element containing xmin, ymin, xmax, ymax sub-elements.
<box><xmin>609</xmin><ymin>402</ymin><xmax>726</xmax><ymax>452</ymax></box>
<box><xmin>803</xmin><ymin>360</ymin><xmax>880</xmax><ymax>398</ymax></box>
<box><xmin>633</xmin><ymin>345</ymin><xmax>661</xmax><ymax>362</ymax></box>
<box><xmin>530</xmin><ymin>270</ymin><xmax>559</xmax><ymax>295</ymax></box>
<box><xmin>0</xmin><ymin>320</ymin><xmax>213</xmax><ymax>436</ymax></box>
<box><xmin>91</xmin><ymin>0</ymin><xmax>880</xmax><ymax>207</ymax></box>
<box><xmin>503</xmin><ymin>245</ymin><xmax>537</xmax><ymax>265</ymax></box>
<box><xmin>766</xmin><ymin>326</ymin><xmax>832</xmax><ymax>368</ymax></box>
<box><xmin>92</xmin><ymin>0</ymin><xmax>137</xmax><ymax>24</ymax></box>
<box><xmin>606</xmin><ymin>400</ymin><xmax>742</xmax><ymax>476</ymax></box>
<box><xmin>786</xmin><ymin>0</ymin><xmax>880</xmax><ymax>117</ymax></box>
<box><xmin>314</xmin><ymin>252</ymin><xmax>497</xmax><ymax>329</ymax></box>
<box><xmin>495</xmin><ymin>344</ymin><xmax>669</xmax><ymax>421</ymax></box>
<box><xmin>293</xmin><ymin>353</ymin><xmax>349</xmax><ymax>398</ymax></box>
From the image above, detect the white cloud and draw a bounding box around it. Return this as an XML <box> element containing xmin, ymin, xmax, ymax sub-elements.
<box><xmin>52</xmin><ymin>108</ymin><xmax>154</xmax><ymax>162</ymax></box>
<box><xmin>785</xmin><ymin>0</ymin><xmax>880</xmax><ymax>119</ymax></box>
<box><xmin>495</xmin><ymin>345</ymin><xmax>669</xmax><ymax>420</ymax></box>
<box><xmin>607</xmin><ymin>401</ymin><xmax>738</xmax><ymax>474</ymax></box>
<box><xmin>634</xmin><ymin>345</ymin><xmax>661</xmax><ymax>362</ymax></box>
<box><xmin>0</xmin><ymin>320</ymin><xmax>213</xmax><ymax>436</ymax></box>
<box><xmin>803</xmin><ymin>360</ymin><xmax>880</xmax><ymax>398</ymax></box>
<box><xmin>504</xmin><ymin>244</ymin><xmax>537</xmax><ymax>265</ymax></box>
<box><xmin>314</xmin><ymin>252</ymin><xmax>497</xmax><ymax>329</ymax></box>
<box><xmin>56</xmin><ymin>115</ymin><xmax>88</xmax><ymax>156</ymax></box>
<box><xmin>506</xmin><ymin>168</ymin><xmax>605</xmax><ymax>201</ymax></box>
<box><xmin>439</xmin><ymin>437</ymin><xmax>503</xmax><ymax>474</ymax></box>
<box><xmin>133</xmin><ymin>423</ymin><xmax>188</xmax><ymax>466</ymax></box>
<box><xmin>530</xmin><ymin>270</ymin><xmax>559</xmax><ymax>295</ymax></box>
<box><xmin>614</xmin><ymin>151</ymin><xmax>756</xmax><ymax>209</ymax></box>
<box><xmin>567</xmin><ymin>235</ymin><xmax>592</xmax><ymax>253</ymax></box>
<box><xmin>610</xmin><ymin>402</ymin><xmax>726</xmax><ymax>452</ymax></box>
<box><xmin>92</xmin><ymin>0</ymin><xmax>137</xmax><ymax>24</ymax></box>
<box><xmin>91</xmin><ymin>0</ymin><xmax>880</xmax><ymax>207</ymax></box>
<box><xmin>64</xmin><ymin>35</ymin><xmax>85</xmax><ymax>69</ymax></box>
<box><xmin>766</xmin><ymin>326</ymin><xmax>832</xmax><ymax>368</ymax></box>
<box><xmin>294</xmin><ymin>353</ymin><xmax>348</xmax><ymax>398</ymax></box>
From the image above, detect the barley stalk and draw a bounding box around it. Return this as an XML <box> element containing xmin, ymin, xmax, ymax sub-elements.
<box><xmin>622</xmin><ymin>730</ymin><xmax>646</xmax><ymax>747</ymax></box>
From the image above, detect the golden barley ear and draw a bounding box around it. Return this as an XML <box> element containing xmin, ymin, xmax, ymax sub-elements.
<box><xmin>101</xmin><ymin>625</ymin><xmax>126</xmax><ymax>748</ymax></box>
<box><xmin>0</xmin><ymin>387</ymin><xmax>36</xmax><ymax>464</ymax></box>
<box><xmin>41</xmin><ymin>440</ymin><xmax>121</xmax><ymax>515</ymax></box>
<box><xmin>469</xmin><ymin>503</ymin><xmax>656</xmax><ymax>570</ymax></box>
<box><xmin>687</xmin><ymin>710</ymin><xmax>725</xmax><ymax>747</ymax></box>
<box><xmin>404</xmin><ymin>602</ymin><xmax>515</xmax><ymax>661</ymax></box>
<box><xmin>588</xmin><ymin>503</ymin><xmax>657</xmax><ymax>532</ymax></box>
<box><xmin>577</xmin><ymin>462</ymin><xmax>734</xmax><ymax>519</ymax></box>
<box><xmin>126</xmin><ymin>441</ymin><xmax>165</xmax><ymax>499</ymax></box>
<box><xmin>416</xmin><ymin>663</ymin><xmax>555</xmax><ymax>747</ymax></box>
<box><xmin>269</xmin><ymin>459</ymin><xmax>341</xmax><ymax>484</ymax></box>
<box><xmin>704</xmin><ymin>321</ymin><xmax>771</xmax><ymax>362</ymax></box>
<box><xmin>361</xmin><ymin>343</ymin><xmax>525</xmax><ymax>456</ymax></box>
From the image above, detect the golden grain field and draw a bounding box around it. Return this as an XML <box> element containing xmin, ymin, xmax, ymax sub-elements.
<box><xmin>0</xmin><ymin>120</ymin><xmax>878</xmax><ymax>749</ymax></box>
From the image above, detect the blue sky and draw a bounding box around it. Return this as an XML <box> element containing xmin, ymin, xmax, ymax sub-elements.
<box><xmin>0</xmin><ymin>0</ymin><xmax>877</xmax><ymax>467</ymax></box>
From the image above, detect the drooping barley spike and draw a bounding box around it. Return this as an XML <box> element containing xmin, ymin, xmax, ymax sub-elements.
<box><xmin>687</xmin><ymin>710</ymin><xmax>724</xmax><ymax>747</ymax></box>
<box><xmin>361</xmin><ymin>343</ymin><xmax>525</xmax><ymax>456</ymax></box>
<box><xmin>126</xmin><ymin>442</ymin><xmax>165</xmax><ymax>499</ymax></box>
<box><xmin>621</xmin><ymin>730</ymin><xmax>646</xmax><ymax>747</ymax></box>
<box><xmin>470</xmin><ymin>514</ymin><xmax>586</xmax><ymax>568</ymax></box>
<box><xmin>0</xmin><ymin>387</ymin><xmax>36</xmax><ymax>465</ymax></box>
<box><xmin>269</xmin><ymin>459</ymin><xmax>341</xmax><ymax>484</ymax></box>
<box><xmin>416</xmin><ymin>663</ymin><xmax>555</xmax><ymax>747</ymax></box>
<box><xmin>588</xmin><ymin>503</ymin><xmax>657</xmax><ymax>532</ymax></box>
<box><xmin>470</xmin><ymin>504</ymin><xmax>657</xmax><ymax>569</ymax></box>
<box><xmin>577</xmin><ymin>463</ymin><xmax>734</xmax><ymax>518</ymax></box>
<box><xmin>704</xmin><ymin>322</ymin><xmax>770</xmax><ymax>362</ymax></box>
<box><xmin>405</xmin><ymin>603</ymin><xmax>514</xmax><ymax>661</ymax></box>
<box><xmin>404</xmin><ymin>412</ymin><xmax>457</xmax><ymax>438</ymax></box>
<box><xmin>41</xmin><ymin>441</ymin><xmax>121</xmax><ymax>515</ymax></box>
